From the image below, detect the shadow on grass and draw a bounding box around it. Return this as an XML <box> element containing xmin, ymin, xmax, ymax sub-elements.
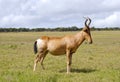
<box><xmin>59</xmin><ymin>68</ymin><xmax>97</xmax><ymax>73</ymax></box>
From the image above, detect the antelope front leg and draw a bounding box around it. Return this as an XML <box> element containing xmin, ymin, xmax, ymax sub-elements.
<box><xmin>66</xmin><ymin>49</ymin><xmax>72</xmax><ymax>74</ymax></box>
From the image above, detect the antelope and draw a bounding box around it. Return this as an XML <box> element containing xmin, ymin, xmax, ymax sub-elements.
<box><xmin>33</xmin><ymin>17</ymin><xmax>92</xmax><ymax>73</ymax></box>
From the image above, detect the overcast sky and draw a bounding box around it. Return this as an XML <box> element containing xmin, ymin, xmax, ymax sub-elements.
<box><xmin>0</xmin><ymin>0</ymin><xmax>120</xmax><ymax>28</ymax></box>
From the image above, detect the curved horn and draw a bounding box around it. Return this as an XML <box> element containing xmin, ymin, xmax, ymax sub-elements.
<box><xmin>82</xmin><ymin>17</ymin><xmax>92</xmax><ymax>31</ymax></box>
<box><xmin>83</xmin><ymin>17</ymin><xmax>88</xmax><ymax>28</ymax></box>
<box><xmin>87</xmin><ymin>17</ymin><xmax>91</xmax><ymax>26</ymax></box>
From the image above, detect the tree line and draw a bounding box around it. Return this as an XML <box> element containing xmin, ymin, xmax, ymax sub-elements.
<box><xmin>0</xmin><ymin>26</ymin><xmax>120</xmax><ymax>32</ymax></box>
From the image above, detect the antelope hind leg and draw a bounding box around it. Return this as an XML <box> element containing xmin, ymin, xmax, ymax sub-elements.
<box><xmin>33</xmin><ymin>53</ymin><xmax>43</xmax><ymax>71</ymax></box>
<box><xmin>40</xmin><ymin>51</ymin><xmax>48</xmax><ymax>70</ymax></box>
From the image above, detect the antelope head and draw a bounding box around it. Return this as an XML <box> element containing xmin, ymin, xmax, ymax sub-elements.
<box><xmin>82</xmin><ymin>17</ymin><xmax>93</xmax><ymax>44</ymax></box>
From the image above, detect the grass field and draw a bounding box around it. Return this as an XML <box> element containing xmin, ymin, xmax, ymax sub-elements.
<box><xmin>0</xmin><ymin>31</ymin><xmax>120</xmax><ymax>82</ymax></box>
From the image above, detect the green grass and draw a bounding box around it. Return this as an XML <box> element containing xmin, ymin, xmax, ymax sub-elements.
<box><xmin>0</xmin><ymin>31</ymin><xmax>120</xmax><ymax>82</ymax></box>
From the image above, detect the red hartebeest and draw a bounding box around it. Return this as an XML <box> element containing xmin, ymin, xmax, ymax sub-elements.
<box><xmin>33</xmin><ymin>17</ymin><xmax>92</xmax><ymax>73</ymax></box>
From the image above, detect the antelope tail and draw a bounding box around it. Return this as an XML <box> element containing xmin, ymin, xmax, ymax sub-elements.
<box><xmin>34</xmin><ymin>41</ymin><xmax>37</xmax><ymax>54</ymax></box>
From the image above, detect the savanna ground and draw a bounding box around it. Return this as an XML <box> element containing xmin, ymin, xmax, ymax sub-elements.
<box><xmin>0</xmin><ymin>31</ymin><xmax>120</xmax><ymax>82</ymax></box>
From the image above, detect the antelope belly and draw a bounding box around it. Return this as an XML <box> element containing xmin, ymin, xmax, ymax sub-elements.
<box><xmin>48</xmin><ymin>45</ymin><xmax>66</xmax><ymax>55</ymax></box>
